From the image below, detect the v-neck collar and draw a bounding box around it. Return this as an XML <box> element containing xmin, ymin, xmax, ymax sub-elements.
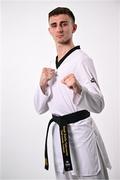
<box><xmin>56</xmin><ymin>45</ymin><xmax>80</xmax><ymax>69</ymax></box>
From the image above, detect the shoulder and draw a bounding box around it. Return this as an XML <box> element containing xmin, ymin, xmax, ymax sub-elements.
<box><xmin>74</xmin><ymin>49</ymin><xmax>93</xmax><ymax>66</ymax></box>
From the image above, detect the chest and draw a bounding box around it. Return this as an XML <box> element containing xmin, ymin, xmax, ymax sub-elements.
<box><xmin>55</xmin><ymin>57</ymin><xmax>80</xmax><ymax>81</ymax></box>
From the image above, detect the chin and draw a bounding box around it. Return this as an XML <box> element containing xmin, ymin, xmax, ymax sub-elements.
<box><xmin>57</xmin><ymin>39</ymin><xmax>71</xmax><ymax>45</ymax></box>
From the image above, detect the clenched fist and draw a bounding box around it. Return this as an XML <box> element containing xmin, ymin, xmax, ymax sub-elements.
<box><xmin>61</xmin><ymin>73</ymin><xmax>82</xmax><ymax>94</ymax></box>
<box><xmin>39</xmin><ymin>67</ymin><xmax>55</xmax><ymax>94</ymax></box>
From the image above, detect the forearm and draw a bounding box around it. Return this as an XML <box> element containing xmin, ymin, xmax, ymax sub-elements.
<box><xmin>34</xmin><ymin>84</ymin><xmax>50</xmax><ymax>114</ymax></box>
<box><xmin>73</xmin><ymin>86</ymin><xmax>105</xmax><ymax>113</ymax></box>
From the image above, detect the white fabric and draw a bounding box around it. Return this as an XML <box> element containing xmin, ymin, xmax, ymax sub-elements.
<box><xmin>56</xmin><ymin>149</ymin><xmax>109</xmax><ymax>180</ymax></box>
<box><xmin>34</xmin><ymin>49</ymin><xmax>111</xmax><ymax>176</ymax></box>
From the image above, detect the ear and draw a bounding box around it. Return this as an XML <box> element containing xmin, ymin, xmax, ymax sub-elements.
<box><xmin>72</xmin><ymin>24</ymin><xmax>77</xmax><ymax>33</ymax></box>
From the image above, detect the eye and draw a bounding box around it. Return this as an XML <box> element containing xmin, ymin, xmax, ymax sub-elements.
<box><xmin>50</xmin><ymin>23</ymin><xmax>57</xmax><ymax>28</ymax></box>
<box><xmin>62</xmin><ymin>22</ymin><xmax>68</xmax><ymax>27</ymax></box>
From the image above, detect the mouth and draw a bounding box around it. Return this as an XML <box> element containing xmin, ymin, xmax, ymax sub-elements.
<box><xmin>56</xmin><ymin>35</ymin><xmax>64</xmax><ymax>38</ymax></box>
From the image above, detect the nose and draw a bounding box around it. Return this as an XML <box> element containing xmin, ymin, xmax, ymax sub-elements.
<box><xmin>56</xmin><ymin>25</ymin><xmax>63</xmax><ymax>32</ymax></box>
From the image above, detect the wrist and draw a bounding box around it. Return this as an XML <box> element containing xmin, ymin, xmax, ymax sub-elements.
<box><xmin>39</xmin><ymin>82</ymin><xmax>48</xmax><ymax>94</ymax></box>
<box><xmin>74</xmin><ymin>83</ymin><xmax>82</xmax><ymax>94</ymax></box>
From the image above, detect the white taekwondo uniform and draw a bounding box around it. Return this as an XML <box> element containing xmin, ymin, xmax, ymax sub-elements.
<box><xmin>34</xmin><ymin>46</ymin><xmax>111</xmax><ymax>179</ymax></box>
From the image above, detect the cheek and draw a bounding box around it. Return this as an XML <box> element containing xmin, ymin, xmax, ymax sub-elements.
<box><xmin>50</xmin><ymin>31</ymin><xmax>56</xmax><ymax>38</ymax></box>
<box><xmin>65</xmin><ymin>30</ymin><xmax>73</xmax><ymax>37</ymax></box>
<box><xmin>64</xmin><ymin>27</ymin><xmax>73</xmax><ymax>34</ymax></box>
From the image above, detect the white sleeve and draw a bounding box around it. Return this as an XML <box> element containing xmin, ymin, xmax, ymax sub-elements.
<box><xmin>73</xmin><ymin>57</ymin><xmax>105</xmax><ymax>113</ymax></box>
<box><xmin>34</xmin><ymin>84</ymin><xmax>51</xmax><ymax>114</ymax></box>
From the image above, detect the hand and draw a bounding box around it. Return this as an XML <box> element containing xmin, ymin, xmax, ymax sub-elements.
<box><xmin>39</xmin><ymin>67</ymin><xmax>55</xmax><ymax>94</ymax></box>
<box><xmin>61</xmin><ymin>73</ymin><xmax>82</xmax><ymax>94</ymax></box>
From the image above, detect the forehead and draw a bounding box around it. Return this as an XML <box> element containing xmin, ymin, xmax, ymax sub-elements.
<box><xmin>49</xmin><ymin>14</ymin><xmax>72</xmax><ymax>24</ymax></box>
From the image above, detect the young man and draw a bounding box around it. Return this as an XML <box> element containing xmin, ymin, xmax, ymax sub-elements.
<box><xmin>34</xmin><ymin>7</ymin><xmax>111</xmax><ymax>180</ymax></box>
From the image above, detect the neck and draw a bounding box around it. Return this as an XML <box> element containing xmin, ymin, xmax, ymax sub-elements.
<box><xmin>56</xmin><ymin>42</ymin><xmax>75</xmax><ymax>61</ymax></box>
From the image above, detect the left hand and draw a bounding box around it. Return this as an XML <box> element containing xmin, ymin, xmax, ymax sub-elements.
<box><xmin>61</xmin><ymin>73</ymin><xmax>82</xmax><ymax>94</ymax></box>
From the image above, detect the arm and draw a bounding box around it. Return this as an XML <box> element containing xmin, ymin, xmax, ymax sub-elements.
<box><xmin>74</xmin><ymin>57</ymin><xmax>105</xmax><ymax>113</ymax></box>
<box><xmin>34</xmin><ymin>84</ymin><xmax>50</xmax><ymax>114</ymax></box>
<box><xmin>61</xmin><ymin>57</ymin><xmax>104</xmax><ymax>113</ymax></box>
<box><xmin>34</xmin><ymin>67</ymin><xmax>55</xmax><ymax>114</ymax></box>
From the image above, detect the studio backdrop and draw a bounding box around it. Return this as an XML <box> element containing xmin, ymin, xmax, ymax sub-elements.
<box><xmin>0</xmin><ymin>0</ymin><xmax>120</xmax><ymax>179</ymax></box>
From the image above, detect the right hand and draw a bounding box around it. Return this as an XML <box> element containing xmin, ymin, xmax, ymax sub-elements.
<box><xmin>39</xmin><ymin>67</ymin><xmax>55</xmax><ymax>94</ymax></box>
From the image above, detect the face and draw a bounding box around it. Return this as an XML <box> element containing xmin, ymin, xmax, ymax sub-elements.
<box><xmin>48</xmin><ymin>14</ymin><xmax>77</xmax><ymax>45</ymax></box>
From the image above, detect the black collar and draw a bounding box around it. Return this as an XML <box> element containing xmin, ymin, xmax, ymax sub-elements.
<box><xmin>56</xmin><ymin>45</ymin><xmax>80</xmax><ymax>69</ymax></box>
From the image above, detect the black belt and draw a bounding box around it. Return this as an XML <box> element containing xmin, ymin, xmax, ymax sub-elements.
<box><xmin>44</xmin><ymin>110</ymin><xmax>90</xmax><ymax>171</ymax></box>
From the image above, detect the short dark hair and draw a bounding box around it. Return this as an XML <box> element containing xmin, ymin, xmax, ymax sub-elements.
<box><xmin>48</xmin><ymin>7</ymin><xmax>75</xmax><ymax>23</ymax></box>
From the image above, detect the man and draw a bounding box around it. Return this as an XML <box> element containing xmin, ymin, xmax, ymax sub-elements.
<box><xmin>34</xmin><ymin>7</ymin><xmax>111</xmax><ymax>180</ymax></box>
